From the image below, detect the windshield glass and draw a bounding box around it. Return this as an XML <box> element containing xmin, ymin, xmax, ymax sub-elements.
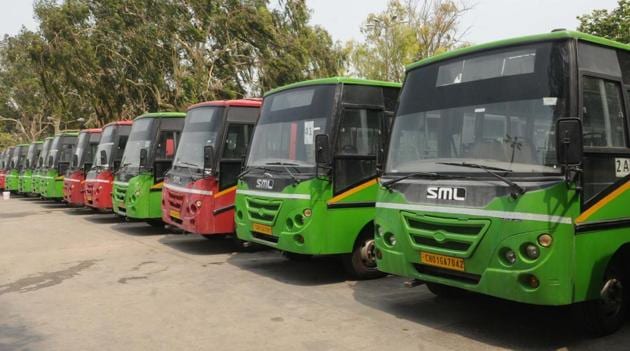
<box><xmin>11</xmin><ymin>146</ymin><xmax>24</xmax><ymax>168</ymax></box>
<box><xmin>173</xmin><ymin>106</ymin><xmax>223</xmax><ymax>170</ymax></box>
<box><xmin>38</xmin><ymin>140</ymin><xmax>52</xmax><ymax>168</ymax></box>
<box><xmin>48</xmin><ymin>136</ymin><xmax>76</xmax><ymax>167</ymax></box>
<box><xmin>387</xmin><ymin>41</ymin><xmax>570</xmax><ymax>175</ymax></box>
<box><xmin>247</xmin><ymin>85</ymin><xmax>336</xmax><ymax>169</ymax></box>
<box><xmin>72</xmin><ymin>132</ymin><xmax>89</xmax><ymax>168</ymax></box>
<box><xmin>25</xmin><ymin>144</ymin><xmax>39</xmax><ymax>169</ymax></box>
<box><xmin>94</xmin><ymin>126</ymin><xmax>115</xmax><ymax>167</ymax></box>
<box><xmin>120</xmin><ymin>118</ymin><xmax>155</xmax><ymax>168</ymax></box>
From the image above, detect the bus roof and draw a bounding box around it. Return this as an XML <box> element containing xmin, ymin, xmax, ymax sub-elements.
<box><xmin>406</xmin><ymin>30</ymin><xmax>630</xmax><ymax>72</ymax></box>
<box><xmin>45</xmin><ymin>137</ymin><xmax>54</xmax><ymax>141</ymax></box>
<box><xmin>135</xmin><ymin>112</ymin><xmax>186</xmax><ymax>120</ymax></box>
<box><xmin>80</xmin><ymin>128</ymin><xmax>102</xmax><ymax>134</ymax></box>
<box><xmin>17</xmin><ymin>144</ymin><xmax>29</xmax><ymax>147</ymax></box>
<box><xmin>264</xmin><ymin>76</ymin><xmax>402</xmax><ymax>97</ymax></box>
<box><xmin>187</xmin><ymin>99</ymin><xmax>262</xmax><ymax>110</ymax></box>
<box><xmin>55</xmin><ymin>130</ymin><xmax>80</xmax><ymax>137</ymax></box>
<box><xmin>103</xmin><ymin>120</ymin><xmax>133</xmax><ymax>128</ymax></box>
<box><xmin>32</xmin><ymin>141</ymin><xmax>43</xmax><ymax>144</ymax></box>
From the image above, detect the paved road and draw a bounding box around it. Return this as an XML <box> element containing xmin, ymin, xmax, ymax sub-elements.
<box><xmin>0</xmin><ymin>197</ymin><xmax>629</xmax><ymax>350</ymax></box>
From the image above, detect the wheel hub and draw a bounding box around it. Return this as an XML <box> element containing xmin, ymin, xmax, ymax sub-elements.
<box><xmin>359</xmin><ymin>239</ymin><xmax>376</xmax><ymax>267</ymax></box>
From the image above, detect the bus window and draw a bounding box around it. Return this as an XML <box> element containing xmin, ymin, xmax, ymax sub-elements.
<box><xmin>582</xmin><ymin>77</ymin><xmax>627</xmax><ymax>148</ymax></box>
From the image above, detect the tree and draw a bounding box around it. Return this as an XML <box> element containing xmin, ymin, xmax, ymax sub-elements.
<box><xmin>345</xmin><ymin>0</ymin><xmax>471</xmax><ymax>82</ymax></box>
<box><xmin>578</xmin><ymin>0</ymin><xmax>630</xmax><ymax>44</ymax></box>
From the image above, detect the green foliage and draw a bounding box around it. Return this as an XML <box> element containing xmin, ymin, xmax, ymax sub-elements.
<box><xmin>0</xmin><ymin>0</ymin><xmax>344</xmax><ymax>143</ymax></box>
<box><xmin>346</xmin><ymin>0</ymin><xmax>470</xmax><ymax>82</ymax></box>
<box><xmin>0</xmin><ymin>132</ymin><xmax>18</xmax><ymax>149</ymax></box>
<box><xmin>578</xmin><ymin>0</ymin><xmax>630</xmax><ymax>44</ymax></box>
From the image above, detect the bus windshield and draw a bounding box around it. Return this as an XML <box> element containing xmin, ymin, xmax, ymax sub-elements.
<box><xmin>120</xmin><ymin>118</ymin><xmax>155</xmax><ymax>168</ymax></box>
<box><xmin>38</xmin><ymin>140</ymin><xmax>52</xmax><ymax>168</ymax></box>
<box><xmin>72</xmin><ymin>132</ymin><xmax>89</xmax><ymax>168</ymax></box>
<box><xmin>173</xmin><ymin>106</ymin><xmax>223</xmax><ymax>170</ymax></box>
<box><xmin>11</xmin><ymin>146</ymin><xmax>24</xmax><ymax>168</ymax></box>
<box><xmin>25</xmin><ymin>144</ymin><xmax>38</xmax><ymax>169</ymax></box>
<box><xmin>247</xmin><ymin>85</ymin><xmax>336</xmax><ymax>170</ymax></box>
<box><xmin>94</xmin><ymin>126</ymin><xmax>115</xmax><ymax>168</ymax></box>
<box><xmin>387</xmin><ymin>41</ymin><xmax>570</xmax><ymax>175</ymax></box>
<box><xmin>48</xmin><ymin>136</ymin><xmax>76</xmax><ymax>167</ymax></box>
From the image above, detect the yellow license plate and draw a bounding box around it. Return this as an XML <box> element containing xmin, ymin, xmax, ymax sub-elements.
<box><xmin>169</xmin><ymin>209</ymin><xmax>181</xmax><ymax>219</ymax></box>
<box><xmin>252</xmin><ymin>223</ymin><xmax>272</xmax><ymax>235</ymax></box>
<box><xmin>118</xmin><ymin>201</ymin><xmax>125</xmax><ymax>209</ymax></box>
<box><xmin>421</xmin><ymin>252</ymin><xmax>465</xmax><ymax>272</ymax></box>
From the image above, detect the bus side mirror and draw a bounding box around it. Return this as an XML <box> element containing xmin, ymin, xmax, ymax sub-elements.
<box><xmin>139</xmin><ymin>148</ymin><xmax>148</xmax><ymax>169</ymax></box>
<box><xmin>315</xmin><ymin>134</ymin><xmax>330</xmax><ymax>165</ymax></box>
<box><xmin>556</xmin><ymin>118</ymin><xmax>583</xmax><ymax>167</ymax></box>
<box><xmin>100</xmin><ymin>150</ymin><xmax>107</xmax><ymax>165</ymax></box>
<box><xmin>203</xmin><ymin>145</ymin><xmax>215</xmax><ymax>174</ymax></box>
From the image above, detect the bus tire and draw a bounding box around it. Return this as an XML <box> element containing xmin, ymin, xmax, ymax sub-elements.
<box><xmin>342</xmin><ymin>232</ymin><xmax>385</xmax><ymax>280</ymax></box>
<box><xmin>572</xmin><ymin>262</ymin><xmax>628</xmax><ymax>337</ymax></box>
<box><xmin>426</xmin><ymin>282</ymin><xmax>467</xmax><ymax>298</ymax></box>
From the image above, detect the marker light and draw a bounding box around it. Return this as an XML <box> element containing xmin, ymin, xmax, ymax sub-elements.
<box><xmin>524</xmin><ymin>244</ymin><xmax>540</xmax><ymax>259</ymax></box>
<box><xmin>194</xmin><ymin>200</ymin><xmax>202</xmax><ymax>208</ymax></box>
<box><xmin>526</xmin><ymin>275</ymin><xmax>540</xmax><ymax>288</ymax></box>
<box><xmin>504</xmin><ymin>249</ymin><xmax>517</xmax><ymax>264</ymax></box>
<box><xmin>303</xmin><ymin>208</ymin><xmax>312</xmax><ymax>217</ymax></box>
<box><xmin>538</xmin><ymin>234</ymin><xmax>553</xmax><ymax>247</ymax></box>
<box><xmin>384</xmin><ymin>232</ymin><xmax>397</xmax><ymax>247</ymax></box>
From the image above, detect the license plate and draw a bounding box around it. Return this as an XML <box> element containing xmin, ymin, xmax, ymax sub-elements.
<box><xmin>169</xmin><ymin>209</ymin><xmax>181</xmax><ymax>219</ymax></box>
<box><xmin>118</xmin><ymin>201</ymin><xmax>125</xmax><ymax>209</ymax></box>
<box><xmin>252</xmin><ymin>223</ymin><xmax>272</xmax><ymax>235</ymax></box>
<box><xmin>421</xmin><ymin>252</ymin><xmax>465</xmax><ymax>272</ymax></box>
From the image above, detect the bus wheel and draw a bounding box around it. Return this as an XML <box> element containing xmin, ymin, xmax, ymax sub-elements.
<box><xmin>343</xmin><ymin>234</ymin><xmax>385</xmax><ymax>280</ymax></box>
<box><xmin>426</xmin><ymin>282</ymin><xmax>467</xmax><ymax>298</ymax></box>
<box><xmin>573</xmin><ymin>262</ymin><xmax>628</xmax><ymax>337</ymax></box>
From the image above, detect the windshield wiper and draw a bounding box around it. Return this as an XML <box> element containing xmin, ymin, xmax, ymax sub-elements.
<box><xmin>237</xmin><ymin>166</ymin><xmax>280</xmax><ymax>179</ymax></box>
<box><xmin>437</xmin><ymin>162</ymin><xmax>525</xmax><ymax>199</ymax></box>
<box><xmin>381</xmin><ymin>172</ymin><xmax>468</xmax><ymax>189</ymax></box>
<box><xmin>264</xmin><ymin>162</ymin><xmax>300</xmax><ymax>184</ymax></box>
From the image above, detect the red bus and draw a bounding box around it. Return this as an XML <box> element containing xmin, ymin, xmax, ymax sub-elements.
<box><xmin>63</xmin><ymin>128</ymin><xmax>102</xmax><ymax>206</ymax></box>
<box><xmin>162</xmin><ymin>99</ymin><xmax>261</xmax><ymax>239</ymax></box>
<box><xmin>84</xmin><ymin>121</ymin><xmax>132</xmax><ymax>210</ymax></box>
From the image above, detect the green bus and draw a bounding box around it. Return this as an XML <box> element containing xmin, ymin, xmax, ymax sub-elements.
<box><xmin>235</xmin><ymin>77</ymin><xmax>401</xmax><ymax>278</ymax></box>
<box><xmin>41</xmin><ymin>131</ymin><xmax>79</xmax><ymax>199</ymax></box>
<box><xmin>375</xmin><ymin>30</ymin><xmax>630</xmax><ymax>335</ymax></box>
<box><xmin>112</xmin><ymin>112</ymin><xmax>185</xmax><ymax>225</ymax></box>
<box><xmin>6</xmin><ymin>144</ymin><xmax>28</xmax><ymax>192</ymax></box>
<box><xmin>19</xmin><ymin>141</ymin><xmax>43</xmax><ymax>194</ymax></box>
<box><xmin>33</xmin><ymin>137</ymin><xmax>54</xmax><ymax>196</ymax></box>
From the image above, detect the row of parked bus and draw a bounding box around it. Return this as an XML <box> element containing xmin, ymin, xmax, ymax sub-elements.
<box><xmin>1</xmin><ymin>31</ymin><xmax>630</xmax><ymax>336</ymax></box>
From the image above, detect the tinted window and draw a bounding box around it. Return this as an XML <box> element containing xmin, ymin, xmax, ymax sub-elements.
<box><xmin>582</xmin><ymin>76</ymin><xmax>627</xmax><ymax>148</ymax></box>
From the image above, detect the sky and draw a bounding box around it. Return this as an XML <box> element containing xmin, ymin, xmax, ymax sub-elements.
<box><xmin>0</xmin><ymin>0</ymin><xmax>620</xmax><ymax>45</ymax></box>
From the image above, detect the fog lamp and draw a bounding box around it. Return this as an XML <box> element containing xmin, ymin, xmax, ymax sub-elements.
<box><xmin>538</xmin><ymin>234</ymin><xmax>552</xmax><ymax>247</ymax></box>
<box><xmin>195</xmin><ymin>200</ymin><xmax>202</xmax><ymax>208</ymax></box>
<box><xmin>526</xmin><ymin>275</ymin><xmax>540</xmax><ymax>289</ymax></box>
<box><xmin>303</xmin><ymin>208</ymin><xmax>312</xmax><ymax>217</ymax></box>
<box><xmin>524</xmin><ymin>244</ymin><xmax>540</xmax><ymax>259</ymax></box>
<box><xmin>384</xmin><ymin>232</ymin><xmax>397</xmax><ymax>247</ymax></box>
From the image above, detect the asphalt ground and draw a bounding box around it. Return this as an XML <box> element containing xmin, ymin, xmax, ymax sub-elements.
<box><xmin>1</xmin><ymin>196</ymin><xmax>629</xmax><ymax>350</ymax></box>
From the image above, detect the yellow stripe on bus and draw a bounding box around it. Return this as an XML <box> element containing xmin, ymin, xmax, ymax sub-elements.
<box><xmin>150</xmin><ymin>182</ymin><xmax>164</xmax><ymax>190</ymax></box>
<box><xmin>576</xmin><ymin>181</ymin><xmax>630</xmax><ymax>224</ymax></box>
<box><xmin>214</xmin><ymin>186</ymin><xmax>236</xmax><ymax>199</ymax></box>
<box><xmin>327</xmin><ymin>178</ymin><xmax>378</xmax><ymax>205</ymax></box>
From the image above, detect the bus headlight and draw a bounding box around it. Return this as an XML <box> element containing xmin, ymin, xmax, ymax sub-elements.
<box><xmin>538</xmin><ymin>234</ymin><xmax>552</xmax><ymax>247</ymax></box>
<box><xmin>194</xmin><ymin>200</ymin><xmax>202</xmax><ymax>208</ymax></box>
<box><xmin>524</xmin><ymin>243</ymin><xmax>540</xmax><ymax>259</ymax></box>
<box><xmin>503</xmin><ymin>249</ymin><xmax>517</xmax><ymax>264</ymax></box>
<box><xmin>383</xmin><ymin>232</ymin><xmax>397</xmax><ymax>247</ymax></box>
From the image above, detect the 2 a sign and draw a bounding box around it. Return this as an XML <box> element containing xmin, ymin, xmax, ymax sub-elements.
<box><xmin>615</xmin><ymin>158</ymin><xmax>630</xmax><ymax>178</ymax></box>
<box><xmin>426</xmin><ymin>187</ymin><xmax>466</xmax><ymax>201</ymax></box>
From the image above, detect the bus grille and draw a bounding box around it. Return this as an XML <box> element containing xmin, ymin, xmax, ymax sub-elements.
<box><xmin>113</xmin><ymin>185</ymin><xmax>127</xmax><ymax>203</ymax></box>
<box><xmin>166</xmin><ymin>189</ymin><xmax>184</xmax><ymax>210</ymax></box>
<box><xmin>246</xmin><ymin>197</ymin><xmax>282</xmax><ymax>225</ymax></box>
<box><xmin>402</xmin><ymin>212</ymin><xmax>489</xmax><ymax>258</ymax></box>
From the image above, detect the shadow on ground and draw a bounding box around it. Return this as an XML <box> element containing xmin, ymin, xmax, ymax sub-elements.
<box><xmin>351</xmin><ymin>276</ymin><xmax>630</xmax><ymax>350</ymax></box>
<box><xmin>159</xmin><ymin>234</ymin><xmax>239</xmax><ymax>256</ymax></box>
<box><xmin>83</xmin><ymin>213</ymin><xmax>122</xmax><ymax>224</ymax></box>
<box><xmin>0</xmin><ymin>322</ymin><xmax>44</xmax><ymax>350</ymax></box>
<box><xmin>110</xmin><ymin>222</ymin><xmax>170</xmax><ymax>236</ymax></box>
<box><xmin>38</xmin><ymin>202</ymin><xmax>68</xmax><ymax>209</ymax></box>
<box><xmin>227</xmin><ymin>251</ymin><xmax>348</xmax><ymax>286</ymax></box>
<box><xmin>64</xmin><ymin>207</ymin><xmax>97</xmax><ymax>216</ymax></box>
